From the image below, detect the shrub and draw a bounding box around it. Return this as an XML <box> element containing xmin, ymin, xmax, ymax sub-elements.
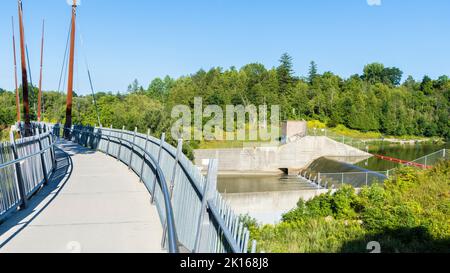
<box><xmin>251</xmin><ymin>161</ymin><xmax>450</xmax><ymax>253</ymax></box>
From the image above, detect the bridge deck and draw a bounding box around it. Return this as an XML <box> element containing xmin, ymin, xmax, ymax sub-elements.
<box><xmin>0</xmin><ymin>140</ymin><xmax>164</xmax><ymax>253</ymax></box>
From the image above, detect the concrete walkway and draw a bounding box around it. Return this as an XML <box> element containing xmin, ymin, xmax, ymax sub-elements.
<box><xmin>0</xmin><ymin>140</ymin><xmax>164</xmax><ymax>253</ymax></box>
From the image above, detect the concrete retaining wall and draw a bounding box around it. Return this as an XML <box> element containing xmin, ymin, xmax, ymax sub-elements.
<box><xmin>194</xmin><ymin>136</ymin><xmax>371</xmax><ymax>173</ymax></box>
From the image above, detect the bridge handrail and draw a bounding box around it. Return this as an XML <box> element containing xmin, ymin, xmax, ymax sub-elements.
<box><xmin>0</xmin><ymin>129</ymin><xmax>56</xmax><ymax>223</ymax></box>
<box><xmin>98</xmin><ymin>127</ymin><xmax>245</xmax><ymax>253</ymax></box>
<box><xmin>0</xmin><ymin>134</ymin><xmax>54</xmax><ymax>169</ymax></box>
<box><xmin>100</xmin><ymin>128</ymin><xmax>204</xmax><ymax>196</ymax></box>
<box><xmin>62</xmin><ymin>126</ymin><xmax>180</xmax><ymax>253</ymax></box>
<box><xmin>58</xmin><ymin>124</ymin><xmax>251</xmax><ymax>253</ymax></box>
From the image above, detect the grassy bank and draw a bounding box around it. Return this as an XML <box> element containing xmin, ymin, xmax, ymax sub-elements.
<box><xmin>307</xmin><ymin>120</ymin><xmax>443</xmax><ymax>143</ymax></box>
<box><xmin>244</xmin><ymin>161</ymin><xmax>450</xmax><ymax>253</ymax></box>
<box><xmin>197</xmin><ymin>120</ymin><xmax>443</xmax><ymax>149</ymax></box>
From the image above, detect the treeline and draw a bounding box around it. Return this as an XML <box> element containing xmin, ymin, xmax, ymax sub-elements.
<box><xmin>1</xmin><ymin>53</ymin><xmax>449</xmax><ymax>141</ymax></box>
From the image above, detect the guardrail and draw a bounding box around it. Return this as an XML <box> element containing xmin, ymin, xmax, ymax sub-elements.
<box><xmin>0</xmin><ymin>125</ymin><xmax>56</xmax><ymax>223</ymax></box>
<box><xmin>55</xmin><ymin>124</ymin><xmax>253</xmax><ymax>253</ymax></box>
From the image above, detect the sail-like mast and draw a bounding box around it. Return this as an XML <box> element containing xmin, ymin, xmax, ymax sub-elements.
<box><xmin>64</xmin><ymin>0</ymin><xmax>77</xmax><ymax>137</ymax></box>
<box><xmin>17</xmin><ymin>0</ymin><xmax>31</xmax><ymax>135</ymax></box>
<box><xmin>38</xmin><ymin>20</ymin><xmax>45</xmax><ymax>122</ymax></box>
<box><xmin>11</xmin><ymin>17</ymin><xmax>21</xmax><ymax>123</ymax></box>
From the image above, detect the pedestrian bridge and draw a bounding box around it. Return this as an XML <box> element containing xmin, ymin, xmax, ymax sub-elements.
<box><xmin>0</xmin><ymin>124</ymin><xmax>253</xmax><ymax>253</ymax></box>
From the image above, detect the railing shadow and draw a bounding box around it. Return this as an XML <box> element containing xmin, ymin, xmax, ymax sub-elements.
<box><xmin>0</xmin><ymin>146</ymin><xmax>73</xmax><ymax>249</ymax></box>
<box><xmin>57</xmin><ymin>140</ymin><xmax>97</xmax><ymax>156</ymax></box>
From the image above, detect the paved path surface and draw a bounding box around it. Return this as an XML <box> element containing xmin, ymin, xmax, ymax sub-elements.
<box><xmin>0</xmin><ymin>140</ymin><xmax>164</xmax><ymax>253</ymax></box>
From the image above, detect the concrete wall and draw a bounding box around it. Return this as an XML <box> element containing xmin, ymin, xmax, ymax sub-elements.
<box><xmin>223</xmin><ymin>189</ymin><xmax>332</xmax><ymax>224</ymax></box>
<box><xmin>194</xmin><ymin>136</ymin><xmax>371</xmax><ymax>173</ymax></box>
<box><xmin>281</xmin><ymin>121</ymin><xmax>307</xmax><ymax>144</ymax></box>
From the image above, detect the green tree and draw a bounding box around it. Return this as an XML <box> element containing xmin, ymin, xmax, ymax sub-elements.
<box><xmin>277</xmin><ymin>53</ymin><xmax>295</xmax><ymax>94</ymax></box>
<box><xmin>308</xmin><ymin>61</ymin><xmax>318</xmax><ymax>83</ymax></box>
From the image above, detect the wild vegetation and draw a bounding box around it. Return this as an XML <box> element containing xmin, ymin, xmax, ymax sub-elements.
<box><xmin>1</xmin><ymin>54</ymin><xmax>449</xmax><ymax>144</ymax></box>
<box><xmin>243</xmin><ymin>161</ymin><xmax>450</xmax><ymax>253</ymax></box>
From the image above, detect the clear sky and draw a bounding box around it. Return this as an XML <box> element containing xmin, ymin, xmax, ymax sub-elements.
<box><xmin>0</xmin><ymin>0</ymin><xmax>449</xmax><ymax>95</ymax></box>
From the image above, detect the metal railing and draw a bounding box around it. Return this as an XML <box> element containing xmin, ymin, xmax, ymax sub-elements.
<box><xmin>306</xmin><ymin>127</ymin><xmax>370</xmax><ymax>151</ymax></box>
<box><xmin>410</xmin><ymin>149</ymin><xmax>449</xmax><ymax>167</ymax></box>
<box><xmin>0</xmin><ymin>126</ymin><xmax>56</xmax><ymax>223</ymax></box>
<box><xmin>56</xmin><ymin>124</ymin><xmax>252</xmax><ymax>253</ymax></box>
<box><xmin>301</xmin><ymin>149</ymin><xmax>449</xmax><ymax>189</ymax></box>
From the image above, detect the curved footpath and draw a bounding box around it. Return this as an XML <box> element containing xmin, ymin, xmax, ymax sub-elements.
<box><xmin>0</xmin><ymin>140</ymin><xmax>164</xmax><ymax>253</ymax></box>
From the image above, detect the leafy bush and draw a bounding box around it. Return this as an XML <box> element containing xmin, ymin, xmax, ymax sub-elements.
<box><xmin>250</xmin><ymin>162</ymin><xmax>450</xmax><ymax>253</ymax></box>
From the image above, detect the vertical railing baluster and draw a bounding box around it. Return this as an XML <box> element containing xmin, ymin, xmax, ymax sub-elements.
<box><xmin>161</xmin><ymin>139</ymin><xmax>183</xmax><ymax>249</ymax></box>
<box><xmin>117</xmin><ymin>126</ymin><xmax>125</xmax><ymax>162</ymax></box>
<box><xmin>194</xmin><ymin>159</ymin><xmax>218</xmax><ymax>253</ymax></box>
<box><xmin>139</xmin><ymin>129</ymin><xmax>150</xmax><ymax>183</ymax></box>
<box><xmin>36</xmin><ymin>129</ymin><xmax>49</xmax><ymax>186</ymax></box>
<box><xmin>106</xmin><ymin>125</ymin><xmax>112</xmax><ymax>156</ymax></box>
<box><xmin>129</xmin><ymin>127</ymin><xmax>137</xmax><ymax>170</ymax></box>
<box><xmin>251</xmin><ymin>240</ymin><xmax>257</xmax><ymax>253</ymax></box>
<box><xmin>10</xmin><ymin>132</ymin><xmax>27</xmax><ymax>210</ymax></box>
<box><xmin>151</xmin><ymin>133</ymin><xmax>165</xmax><ymax>204</ymax></box>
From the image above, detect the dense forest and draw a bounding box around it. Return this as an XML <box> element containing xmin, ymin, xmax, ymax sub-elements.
<box><xmin>1</xmin><ymin>53</ymin><xmax>449</xmax><ymax>142</ymax></box>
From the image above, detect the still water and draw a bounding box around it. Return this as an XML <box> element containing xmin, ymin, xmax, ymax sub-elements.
<box><xmin>357</xmin><ymin>142</ymin><xmax>448</xmax><ymax>171</ymax></box>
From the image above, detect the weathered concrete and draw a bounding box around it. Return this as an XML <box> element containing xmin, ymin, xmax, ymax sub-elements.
<box><xmin>223</xmin><ymin>189</ymin><xmax>333</xmax><ymax>224</ymax></box>
<box><xmin>195</xmin><ymin>136</ymin><xmax>371</xmax><ymax>173</ymax></box>
<box><xmin>281</xmin><ymin>120</ymin><xmax>307</xmax><ymax>144</ymax></box>
<box><xmin>0</xmin><ymin>140</ymin><xmax>164</xmax><ymax>253</ymax></box>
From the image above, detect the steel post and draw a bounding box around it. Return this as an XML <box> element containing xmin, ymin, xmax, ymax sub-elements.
<box><xmin>194</xmin><ymin>159</ymin><xmax>218</xmax><ymax>253</ymax></box>
<box><xmin>151</xmin><ymin>133</ymin><xmax>165</xmax><ymax>204</ymax></box>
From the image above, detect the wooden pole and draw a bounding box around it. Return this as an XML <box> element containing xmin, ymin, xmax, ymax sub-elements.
<box><xmin>64</xmin><ymin>0</ymin><xmax>77</xmax><ymax>137</ymax></box>
<box><xmin>38</xmin><ymin>19</ymin><xmax>45</xmax><ymax>122</ymax></box>
<box><xmin>11</xmin><ymin>16</ymin><xmax>21</xmax><ymax>122</ymax></box>
<box><xmin>18</xmin><ymin>0</ymin><xmax>31</xmax><ymax>136</ymax></box>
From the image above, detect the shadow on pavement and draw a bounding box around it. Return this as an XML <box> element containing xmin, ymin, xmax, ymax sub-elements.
<box><xmin>0</xmin><ymin>146</ymin><xmax>73</xmax><ymax>249</ymax></box>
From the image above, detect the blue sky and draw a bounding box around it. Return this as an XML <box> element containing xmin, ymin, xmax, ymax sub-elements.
<box><xmin>0</xmin><ymin>0</ymin><xmax>449</xmax><ymax>95</ymax></box>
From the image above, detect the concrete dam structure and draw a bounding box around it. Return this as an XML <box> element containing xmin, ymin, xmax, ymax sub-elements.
<box><xmin>194</xmin><ymin>136</ymin><xmax>371</xmax><ymax>173</ymax></box>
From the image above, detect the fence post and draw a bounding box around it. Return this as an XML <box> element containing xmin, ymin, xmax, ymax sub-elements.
<box><xmin>10</xmin><ymin>133</ymin><xmax>28</xmax><ymax>210</ymax></box>
<box><xmin>194</xmin><ymin>159</ymin><xmax>218</xmax><ymax>253</ymax></box>
<box><xmin>129</xmin><ymin>127</ymin><xmax>137</xmax><ymax>170</ymax></box>
<box><xmin>37</xmin><ymin>129</ymin><xmax>49</xmax><ymax>186</ymax></box>
<box><xmin>106</xmin><ymin>125</ymin><xmax>112</xmax><ymax>156</ymax></box>
<box><xmin>151</xmin><ymin>133</ymin><xmax>165</xmax><ymax>204</ymax></box>
<box><xmin>366</xmin><ymin>172</ymin><xmax>369</xmax><ymax>187</ymax></box>
<box><xmin>341</xmin><ymin>173</ymin><xmax>344</xmax><ymax>187</ymax></box>
<box><xmin>84</xmin><ymin>127</ymin><xmax>89</xmax><ymax>147</ymax></box>
<box><xmin>161</xmin><ymin>139</ymin><xmax>183</xmax><ymax>249</ymax></box>
<box><xmin>117</xmin><ymin>125</ymin><xmax>125</xmax><ymax>162</ymax></box>
<box><xmin>251</xmin><ymin>240</ymin><xmax>257</xmax><ymax>253</ymax></box>
<box><xmin>139</xmin><ymin>129</ymin><xmax>150</xmax><ymax>183</ymax></box>
<box><xmin>52</xmin><ymin>133</ymin><xmax>57</xmax><ymax>170</ymax></box>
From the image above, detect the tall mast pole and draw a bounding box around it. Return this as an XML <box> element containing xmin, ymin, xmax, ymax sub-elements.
<box><xmin>12</xmin><ymin>17</ymin><xmax>21</xmax><ymax>123</ymax></box>
<box><xmin>38</xmin><ymin>19</ymin><xmax>45</xmax><ymax>122</ymax></box>
<box><xmin>18</xmin><ymin>0</ymin><xmax>31</xmax><ymax>136</ymax></box>
<box><xmin>65</xmin><ymin>0</ymin><xmax>77</xmax><ymax>137</ymax></box>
